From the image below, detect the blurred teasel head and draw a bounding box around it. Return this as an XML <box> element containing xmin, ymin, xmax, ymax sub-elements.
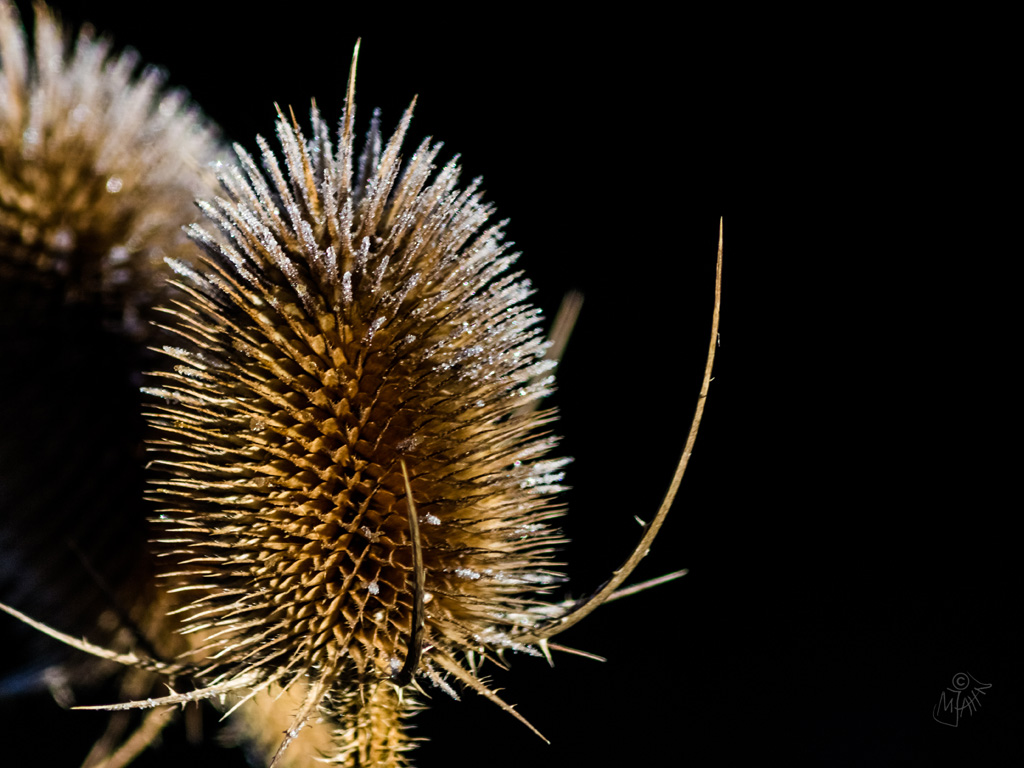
<box><xmin>0</xmin><ymin>0</ymin><xmax>222</xmax><ymax>713</ymax></box>
<box><xmin>0</xmin><ymin>0</ymin><xmax>221</xmax><ymax>337</ymax></box>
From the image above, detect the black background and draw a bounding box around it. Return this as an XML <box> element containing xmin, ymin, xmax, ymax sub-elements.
<box><xmin>1</xmin><ymin>2</ymin><xmax>1016</xmax><ymax>766</ymax></box>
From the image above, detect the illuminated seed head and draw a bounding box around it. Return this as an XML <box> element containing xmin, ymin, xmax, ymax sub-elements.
<box><xmin>145</xmin><ymin>53</ymin><xmax>568</xmax><ymax>764</ymax></box>
<box><xmin>0</xmin><ymin>0</ymin><xmax>221</xmax><ymax>337</ymax></box>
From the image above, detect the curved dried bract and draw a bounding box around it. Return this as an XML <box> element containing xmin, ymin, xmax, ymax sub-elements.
<box><xmin>515</xmin><ymin>219</ymin><xmax>722</xmax><ymax>645</ymax></box>
<box><xmin>141</xmin><ymin>47</ymin><xmax>567</xmax><ymax>765</ymax></box>
<box><xmin>0</xmin><ymin>0</ymin><xmax>221</xmax><ymax>336</ymax></box>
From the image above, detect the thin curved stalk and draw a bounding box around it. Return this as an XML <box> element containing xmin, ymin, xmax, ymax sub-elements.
<box><xmin>518</xmin><ymin>217</ymin><xmax>723</xmax><ymax>644</ymax></box>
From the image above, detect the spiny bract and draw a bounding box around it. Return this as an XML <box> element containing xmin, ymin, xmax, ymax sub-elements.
<box><xmin>142</xmin><ymin>58</ymin><xmax>570</xmax><ymax>765</ymax></box>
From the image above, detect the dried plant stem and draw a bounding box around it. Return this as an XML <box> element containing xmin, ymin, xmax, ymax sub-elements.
<box><xmin>0</xmin><ymin>601</ymin><xmax>185</xmax><ymax>676</ymax></box>
<box><xmin>519</xmin><ymin>217</ymin><xmax>723</xmax><ymax>644</ymax></box>
<box><xmin>85</xmin><ymin>707</ymin><xmax>177</xmax><ymax>768</ymax></box>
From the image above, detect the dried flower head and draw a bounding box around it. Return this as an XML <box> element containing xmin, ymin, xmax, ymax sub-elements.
<box><xmin>140</xmin><ymin>47</ymin><xmax>572</xmax><ymax>765</ymax></box>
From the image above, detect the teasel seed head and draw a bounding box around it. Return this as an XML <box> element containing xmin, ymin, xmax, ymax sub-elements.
<box><xmin>144</xmin><ymin>48</ymin><xmax>568</xmax><ymax>764</ymax></box>
<box><xmin>0</xmin><ymin>0</ymin><xmax>221</xmax><ymax>727</ymax></box>
<box><xmin>0</xmin><ymin>0</ymin><xmax>221</xmax><ymax>337</ymax></box>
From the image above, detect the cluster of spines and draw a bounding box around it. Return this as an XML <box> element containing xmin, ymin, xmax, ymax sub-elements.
<box><xmin>139</xmin><ymin>68</ymin><xmax>569</xmax><ymax>762</ymax></box>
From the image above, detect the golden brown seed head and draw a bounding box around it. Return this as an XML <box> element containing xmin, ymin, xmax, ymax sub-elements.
<box><xmin>145</xmin><ymin>86</ymin><xmax>567</xmax><ymax>762</ymax></box>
